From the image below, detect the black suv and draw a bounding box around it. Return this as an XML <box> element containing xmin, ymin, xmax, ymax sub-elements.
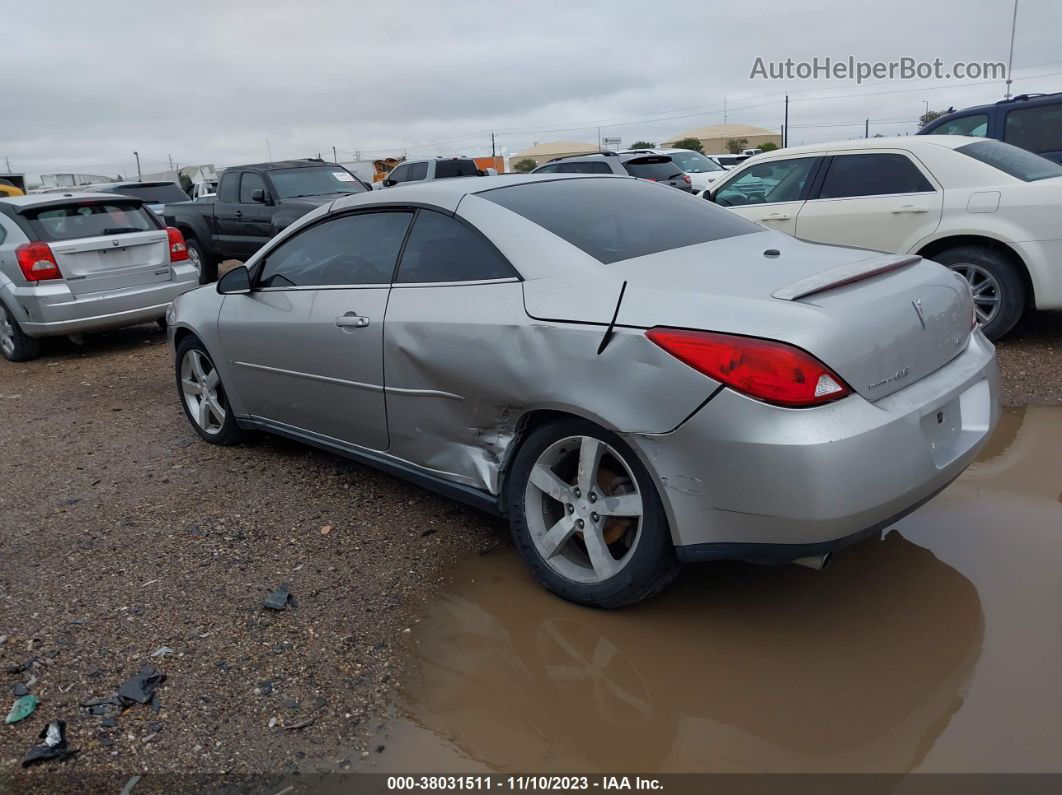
<box><xmin>531</xmin><ymin>152</ymin><xmax>692</xmax><ymax>192</ymax></box>
<box><xmin>918</xmin><ymin>92</ymin><xmax>1062</xmax><ymax>164</ymax></box>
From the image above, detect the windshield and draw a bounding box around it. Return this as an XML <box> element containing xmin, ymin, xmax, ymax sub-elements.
<box><xmin>667</xmin><ymin>150</ymin><xmax>723</xmax><ymax>173</ymax></box>
<box><xmin>24</xmin><ymin>201</ymin><xmax>157</xmax><ymax>241</ymax></box>
<box><xmin>112</xmin><ymin>183</ymin><xmax>189</xmax><ymax>204</ymax></box>
<box><xmin>480</xmin><ymin>177</ymin><xmax>758</xmax><ymax>264</ymax></box>
<box><xmin>269</xmin><ymin>167</ymin><xmax>367</xmax><ymax>199</ymax></box>
<box><xmin>956</xmin><ymin>140</ymin><xmax>1062</xmax><ymax>182</ymax></box>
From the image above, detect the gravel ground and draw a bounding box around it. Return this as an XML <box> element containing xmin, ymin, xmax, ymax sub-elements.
<box><xmin>0</xmin><ymin>306</ymin><xmax>1058</xmax><ymax>788</ymax></box>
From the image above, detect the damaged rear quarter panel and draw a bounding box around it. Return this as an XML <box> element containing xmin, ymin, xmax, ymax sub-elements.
<box><xmin>382</xmin><ymin>280</ymin><xmax>716</xmax><ymax>494</ymax></box>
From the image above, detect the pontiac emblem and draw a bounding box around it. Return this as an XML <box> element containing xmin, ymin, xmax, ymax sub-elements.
<box><xmin>911</xmin><ymin>298</ymin><xmax>927</xmax><ymax>330</ymax></box>
<box><xmin>112</xmin><ymin>239</ymin><xmax>120</xmax><ymax>247</ymax></box>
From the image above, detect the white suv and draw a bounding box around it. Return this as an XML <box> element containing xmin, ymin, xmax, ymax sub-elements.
<box><xmin>706</xmin><ymin>135</ymin><xmax>1062</xmax><ymax>339</ymax></box>
<box><xmin>381</xmin><ymin>158</ymin><xmax>485</xmax><ymax>188</ymax></box>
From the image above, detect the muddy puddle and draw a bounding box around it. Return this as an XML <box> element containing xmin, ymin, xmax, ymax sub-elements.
<box><xmin>367</xmin><ymin>407</ymin><xmax>1062</xmax><ymax>773</ymax></box>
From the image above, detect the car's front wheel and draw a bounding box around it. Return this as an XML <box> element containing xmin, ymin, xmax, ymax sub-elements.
<box><xmin>935</xmin><ymin>245</ymin><xmax>1025</xmax><ymax>341</ymax></box>
<box><xmin>505</xmin><ymin>418</ymin><xmax>680</xmax><ymax>608</ymax></box>
<box><xmin>0</xmin><ymin>301</ymin><xmax>41</xmax><ymax>362</ymax></box>
<box><xmin>175</xmin><ymin>336</ymin><xmax>243</xmax><ymax>445</ymax></box>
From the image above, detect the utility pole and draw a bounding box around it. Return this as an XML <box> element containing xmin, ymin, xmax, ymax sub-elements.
<box><xmin>597</xmin><ymin>127</ymin><xmax>602</xmax><ymax>151</ymax></box>
<box><xmin>783</xmin><ymin>95</ymin><xmax>789</xmax><ymax>148</ymax></box>
<box><xmin>266</xmin><ymin>139</ymin><xmax>273</xmax><ymax>161</ymax></box>
<box><xmin>3</xmin><ymin>156</ymin><xmax>10</xmax><ymax>173</ymax></box>
<box><xmin>490</xmin><ymin>131</ymin><xmax>496</xmax><ymax>158</ymax></box>
<box><xmin>865</xmin><ymin>118</ymin><xmax>869</xmax><ymax>138</ymax></box>
<box><xmin>168</xmin><ymin>154</ymin><xmax>174</xmax><ymax>170</ymax></box>
<box><xmin>133</xmin><ymin>151</ymin><xmax>142</xmax><ymax>180</ymax></box>
<box><xmin>1005</xmin><ymin>0</ymin><xmax>1019</xmax><ymax>98</ymax></box>
<box><xmin>723</xmin><ymin>96</ymin><xmax>727</xmax><ymax>124</ymax></box>
<box><xmin>332</xmin><ymin>146</ymin><xmax>337</xmax><ymax>162</ymax></box>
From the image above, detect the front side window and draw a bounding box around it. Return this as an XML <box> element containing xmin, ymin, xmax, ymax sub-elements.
<box><xmin>25</xmin><ymin>201</ymin><xmax>157</xmax><ymax>241</ymax></box>
<box><xmin>408</xmin><ymin>162</ymin><xmax>428</xmax><ymax>181</ymax></box>
<box><xmin>269</xmin><ymin>167</ymin><xmax>365</xmax><ymax>198</ymax></box>
<box><xmin>239</xmin><ymin>172</ymin><xmax>266</xmax><ymax>203</ymax></box>
<box><xmin>930</xmin><ymin>113</ymin><xmax>988</xmax><ymax>137</ymax></box>
<box><xmin>480</xmin><ymin>177</ymin><xmax>758</xmax><ymax>265</ymax></box>
<box><xmin>714</xmin><ymin>158</ymin><xmax>817</xmax><ymax>206</ymax></box>
<box><xmin>957</xmin><ymin>139</ymin><xmax>1062</xmax><ymax>182</ymax></box>
<box><xmin>257</xmin><ymin>211</ymin><xmax>412</xmax><ymax>288</ymax></box>
<box><xmin>1004</xmin><ymin>104</ymin><xmax>1062</xmax><ymax>154</ymax></box>
<box><xmin>388</xmin><ymin>164</ymin><xmax>411</xmax><ymax>183</ymax></box>
<box><xmin>395</xmin><ymin>210</ymin><xmax>513</xmax><ymax>283</ymax></box>
<box><xmin>533</xmin><ymin>164</ymin><xmax>559</xmax><ymax>173</ymax></box>
<box><xmin>817</xmin><ymin>154</ymin><xmax>934</xmax><ymax>199</ymax></box>
<box><xmin>434</xmin><ymin>160</ymin><xmax>477</xmax><ymax>179</ymax></box>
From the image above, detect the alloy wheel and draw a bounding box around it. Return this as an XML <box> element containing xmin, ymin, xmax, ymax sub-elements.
<box><xmin>0</xmin><ymin>305</ymin><xmax>14</xmax><ymax>358</ymax></box>
<box><xmin>950</xmin><ymin>262</ymin><xmax>1001</xmax><ymax>327</ymax></box>
<box><xmin>186</xmin><ymin>244</ymin><xmax>203</xmax><ymax>278</ymax></box>
<box><xmin>180</xmin><ymin>348</ymin><xmax>226</xmax><ymax>434</ymax></box>
<box><xmin>523</xmin><ymin>435</ymin><xmax>644</xmax><ymax>584</ymax></box>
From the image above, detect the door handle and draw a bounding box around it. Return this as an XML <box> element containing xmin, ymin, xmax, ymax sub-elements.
<box><xmin>335</xmin><ymin>313</ymin><xmax>370</xmax><ymax>329</ymax></box>
<box><xmin>235</xmin><ymin>210</ymin><xmax>243</xmax><ymax>217</ymax></box>
<box><xmin>891</xmin><ymin>205</ymin><xmax>929</xmax><ymax>214</ymax></box>
<box><xmin>760</xmin><ymin>212</ymin><xmax>790</xmax><ymax>221</ymax></box>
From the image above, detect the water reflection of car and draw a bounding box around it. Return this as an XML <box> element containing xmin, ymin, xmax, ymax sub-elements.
<box><xmin>402</xmin><ymin>535</ymin><xmax>984</xmax><ymax>772</ymax></box>
<box><xmin>170</xmin><ymin>174</ymin><xmax>999</xmax><ymax>608</ymax></box>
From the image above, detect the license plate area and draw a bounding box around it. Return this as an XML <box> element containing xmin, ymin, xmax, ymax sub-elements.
<box><xmin>920</xmin><ymin>378</ymin><xmax>992</xmax><ymax>469</ymax></box>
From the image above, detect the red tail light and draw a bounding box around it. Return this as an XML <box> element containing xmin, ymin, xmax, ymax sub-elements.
<box><xmin>167</xmin><ymin>227</ymin><xmax>189</xmax><ymax>262</ymax></box>
<box><xmin>682</xmin><ymin>174</ymin><xmax>692</xmax><ymax>184</ymax></box>
<box><xmin>15</xmin><ymin>242</ymin><xmax>62</xmax><ymax>282</ymax></box>
<box><xmin>646</xmin><ymin>328</ymin><xmax>852</xmax><ymax>408</ymax></box>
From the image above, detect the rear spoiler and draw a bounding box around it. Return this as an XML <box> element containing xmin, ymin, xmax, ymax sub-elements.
<box><xmin>13</xmin><ymin>194</ymin><xmax>146</xmax><ymax>215</ymax></box>
<box><xmin>772</xmin><ymin>255</ymin><xmax>922</xmax><ymax>301</ymax></box>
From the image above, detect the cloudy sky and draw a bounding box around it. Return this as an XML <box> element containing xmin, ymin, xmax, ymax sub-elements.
<box><xmin>3</xmin><ymin>0</ymin><xmax>1060</xmax><ymax>181</ymax></box>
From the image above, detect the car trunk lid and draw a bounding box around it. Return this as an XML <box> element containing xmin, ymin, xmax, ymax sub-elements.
<box><xmin>49</xmin><ymin>231</ymin><xmax>171</xmax><ymax>296</ymax></box>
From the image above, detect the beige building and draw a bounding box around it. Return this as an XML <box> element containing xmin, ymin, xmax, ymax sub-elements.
<box><xmin>509</xmin><ymin>141</ymin><xmax>598</xmax><ymax>168</ymax></box>
<box><xmin>662</xmin><ymin>123</ymin><xmax>781</xmax><ymax>154</ymax></box>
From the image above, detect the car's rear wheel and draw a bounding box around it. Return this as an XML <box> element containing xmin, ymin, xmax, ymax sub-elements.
<box><xmin>506</xmin><ymin>418</ymin><xmax>680</xmax><ymax>608</ymax></box>
<box><xmin>185</xmin><ymin>236</ymin><xmax>218</xmax><ymax>285</ymax></box>
<box><xmin>176</xmin><ymin>336</ymin><xmax>243</xmax><ymax>445</ymax></box>
<box><xmin>0</xmin><ymin>301</ymin><xmax>41</xmax><ymax>362</ymax></box>
<box><xmin>935</xmin><ymin>245</ymin><xmax>1025</xmax><ymax>341</ymax></box>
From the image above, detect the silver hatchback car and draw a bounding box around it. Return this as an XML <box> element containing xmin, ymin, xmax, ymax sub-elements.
<box><xmin>169</xmin><ymin>174</ymin><xmax>1000</xmax><ymax>607</ymax></box>
<box><xmin>0</xmin><ymin>193</ymin><xmax>199</xmax><ymax>361</ymax></box>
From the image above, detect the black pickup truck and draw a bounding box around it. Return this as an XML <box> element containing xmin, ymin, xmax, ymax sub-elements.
<box><xmin>164</xmin><ymin>159</ymin><xmax>369</xmax><ymax>282</ymax></box>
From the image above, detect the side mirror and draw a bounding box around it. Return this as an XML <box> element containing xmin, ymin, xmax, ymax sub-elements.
<box><xmin>250</xmin><ymin>188</ymin><xmax>268</xmax><ymax>204</ymax></box>
<box><xmin>475</xmin><ymin>169</ymin><xmax>487</xmax><ymax>177</ymax></box>
<box><xmin>217</xmin><ymin>265</ymin><xmax>251</xmax><ymax>295</ymax></box>
<box><xmin>382</xmin><ymin>179</ymin><xmax>396</xmax><ymax>187</ymax></box>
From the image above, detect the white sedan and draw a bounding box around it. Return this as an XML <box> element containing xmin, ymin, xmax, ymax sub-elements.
<box><xmin>705</xmin><ymin>136</ymin><xmax>1062</xmax><ymax>339</ymax></box>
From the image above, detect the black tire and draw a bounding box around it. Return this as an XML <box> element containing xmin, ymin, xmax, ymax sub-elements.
<box><xmin>933</xmin><ymin>245</ymin><xmax>1025</xmax><ymax>341</ymax></box>
<box><xmin>185</xmin><ymin>236</ymin><xmax>218</xmax><ymax>285</ymax></box>
<box><xmin>505</xmin><ymin>418</ymin><xmax>680</xmax><ymax>608</ymax></box>
<box><xmin>174</xmin><ymin>335</ymin><xmax>244</xmax><ymax>445</ymax></box>
<box><xmin>0</xmin><ymin>300</ymin><xmax>42</xmax><ymax>362</ymax></box>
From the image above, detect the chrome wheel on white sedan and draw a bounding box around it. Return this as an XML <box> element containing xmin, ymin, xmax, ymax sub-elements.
<box><xmin>507</xmin><ymin>419</ymin><xmax>679</xmax><ymax>609</ymax></box>
<box><xmin>951</xmin><ymin>262</ymin><xmax>1001</xmax><ymax>327</ymax></box>
<box><xmin>935</xmin><ymin>245</ymin><xmax>1026</xmax><ymax>341</ymax></box>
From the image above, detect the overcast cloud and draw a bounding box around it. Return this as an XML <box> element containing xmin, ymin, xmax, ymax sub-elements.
<box><xmin>3</xmin><ymin>0</ymin><xmax>1061</xmax><ymax>180</ymax></box>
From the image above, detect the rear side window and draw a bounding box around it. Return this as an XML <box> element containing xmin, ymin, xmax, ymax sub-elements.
<box><xmin>957</xmin><ymin>140</ymin><xmax>1062</xmax><ymax>182</ymax></box>
<box><xmin>1004</xmin><ymin>103</ymin><xmax>1062</xmax><ymax>154</ymax></box>
<box><xmin>239</xmin><ymin>172</ymin><xmax>266</xmax><ymax>203</ymax></box>
<box><xmin>24</xmin><ymin>202</ymin><xmax>157</xmax><ymax>242</ymax></box>
<box><xmin>622</xmin><ymin>156</ymin><xmax>682</xmax><ymax>181</ymax></box>
<box><xmin>557</xmin><ymin>161</ymin><xmax>612</xmax><ymax>174</ymax></box>
<box><xmin>434</xmin><ymin>160</ymin><xmax>477</xmax><ymax>179</ymax></box>
<box><xmin>258</xmin><ymin>211</ymin><xmax>412</xmax><ymax>287</ymax></box>
<box><xmin>396</xmin><ymin>210</ymin><xmax>513</xmax><ymax>283</ymax></box>
<box><xmin>817</xmin><ymin>154</ymin><xmax>934</xmax><ymax>199</ymax></box>
<box><xmin>409</xmin><ymin>162</ymin><xmax>428</xmax><ymax>181</ymax></box>
<box><xmin>480</xmin><ymin>177</ymin><xmax>759</xmax><ymax>264</ymax></box>
<box><xmin>218</xmin><ymin>173</ymin><xmax>237</xmax><ymax>203</ymax></box>
<box><xmin>929</xmin><ymin>113</ymin><xmax>988</xmax><ymax>137</ymax></box>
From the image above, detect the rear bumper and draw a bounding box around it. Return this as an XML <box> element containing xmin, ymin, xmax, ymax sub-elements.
<box><xmin>629</xmin><ymin>331</ymin><xmax>1000</xmax><ymax>554</ymax></box>
<box><xmin>2</xmin><ymin>264</ymin><xmax>199</xmax><ymax>337</ymax></box>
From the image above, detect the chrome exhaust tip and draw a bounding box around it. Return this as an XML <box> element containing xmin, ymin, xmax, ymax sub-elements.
<box><xmin>792</xmin><ymin>553</ymin><xmax>832</xmax><ymax>571</ymax></box>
